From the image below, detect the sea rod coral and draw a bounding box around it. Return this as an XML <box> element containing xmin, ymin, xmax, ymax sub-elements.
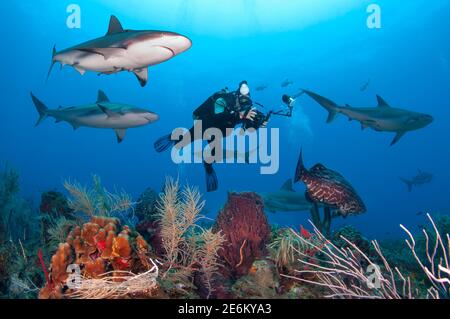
<box><xmin>155</xmin><ymin>178</ymin><xmax>225</xmax><ymax>299</ymax></box>
<box><xmin>285</xmin><ymin>215</ymin><xmax>450</xmax><ymax>299</ymax></box>
<box><xmin>284</xmin><ymin>223</ymin><xmax>418</xmax><ymax>299</ymax></box>
<box><xmin>400</xmin><ymin>213</ymin><xmax>449</xmax><ymax>298</ymax></box>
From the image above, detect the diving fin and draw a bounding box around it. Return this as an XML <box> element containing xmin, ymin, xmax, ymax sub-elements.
<box><xmin>154</xmin><ymin>134</ymin><xmax>175</xmax><ymax>153</ymax></box>
<box><xmin>204</xmin><ymin>162</ymin><xmax>218</xmax><ymax>192</ymax></box>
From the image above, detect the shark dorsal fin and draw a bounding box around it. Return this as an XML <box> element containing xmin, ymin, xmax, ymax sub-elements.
<box><xmin>97</xmin><ymin>90</ymin><xmax>110</xmax><ymax>103</ymax></box>
<box><xmin>107</xmin><ymin>15</ymin><xmax>124</xmax><ymax>35</ymax></box>
<box><xmin>376</xmin><ymin>95</ymin><xmax>390</xmax><ymax>108</ymax></box>
<box><xmin>280</xmin><ymin>179</ymin><xmax>295</xmax><ymax>192</ymax></box>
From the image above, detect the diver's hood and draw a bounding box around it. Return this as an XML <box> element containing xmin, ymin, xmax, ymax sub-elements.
<box><xmin>240</xmin><ymin>83</ymin><xmax>250</xmax><ymax>96</ymax></box>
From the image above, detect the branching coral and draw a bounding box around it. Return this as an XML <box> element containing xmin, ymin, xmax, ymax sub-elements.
<box><xmin>400</xmin><ymin>213</ymin><xmax>450</xmax><ymax>298</ymax></box>
<box><xmin>155</xmin><ymin>178</ymin><xmax>226</xmax><ymax>298</ymax></box>
<box><xmin>195</xmin><ymin>229</ymin><xmax>226</xmax><ymax>299</ymax></box>
<box><xmin>284</xmin><ymin>223</ymin><xmax>418</xmax><ymax>299</ymax></box>
<box><xmin>45</xmin><ymin>216</ymin><xmax>77</xmax><ymax>252</ymax></box>
<box><xmin>156</xmin><ymin>178</ymin><xmax>205</xmax><ymax>275</ymax></box>
<box><xmin>63</xmin><ymin>175</ymin><xmax>134</xmax><ymax>218</ymax></box>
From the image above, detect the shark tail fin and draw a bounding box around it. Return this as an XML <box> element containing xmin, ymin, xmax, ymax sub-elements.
<box><xmin>30</xmin><ymin>92</ymin><xmax>49</xmax><ymax>127</ymax></box>
<box><xmin>303</xmin><ymin>89</ymin><xmax>339</xmax><ymax>123</ymax></box>
<box><xmin>400</xmin><ymin>177</ymin><xmax>413</xmax><ymax>192</ymax></box>
<box><xmin>46</xmin><ymin>45</ymin><xmax>57</xmax><ymax>82</ymax></box>
<box><xmin>294</xmin><ymin>148</ymin><xmax>305</xmax><ymax>183</ymax></box>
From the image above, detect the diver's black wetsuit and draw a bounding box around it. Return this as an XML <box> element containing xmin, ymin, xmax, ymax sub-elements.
<box><xmin>154</xmin><ymin>90</ymin><xmax>246</xmax><ymax>192</ymax></box>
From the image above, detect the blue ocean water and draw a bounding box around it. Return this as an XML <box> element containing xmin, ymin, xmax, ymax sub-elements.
<box><xmin>0</xmin><ymin>0</ymin><xmax>449</xmax><ymax>240</ymax></box>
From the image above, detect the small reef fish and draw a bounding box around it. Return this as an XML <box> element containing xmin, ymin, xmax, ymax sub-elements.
<box><xmin>400</xmin><ymin>169</ymin><xmax>433</xmax><ymax>192</ymax></box>
<box><xmin>48</xmin><ymin>15</ymin><xmax>192</xmax><ymax>87</ymax></box>
<box><xmin>281</xmin><ymin>79</ymin><xmax>294</xmax><ymax>88</ymax></box>
<box><xmin>294</xmin><ymin>150</ymin><xmax>366</xmax><ymax>217</ymax></box>
<box><xmin>360</xmin><ymin>79</ymin><xmax>371</xmax><ymax>92</ymax></box>
<box><xmin>259</xmin><ymin>179</ymin><xmax>314</xmax><ymax>213</ymax></box>
<box><xmin>30</xmin><ymin>90</ymin><xmax>159</xmax><ymax>143</ymax></box>
<box><xmin>255</xmin><ymin>85</ymin><xmax>268</xmax><ymax>91</ymax></box>
<box><xmin>303</xmin><ymin>89</ymin><xmax>434</xmax><ymax>146</ymax></box>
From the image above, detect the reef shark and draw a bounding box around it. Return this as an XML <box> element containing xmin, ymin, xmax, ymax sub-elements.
<box><xmin>30</xmin><ymin>90</ymin><xmax>159</xmax><ymax>143</ymax></box>
<box><xmin>48</xmin><ymin>15</ymin><xmax>192</xmax><ymax>87</ymax></box>
<box><xmin>400</xmin><ymin>169</ymin><xmax>433</xmax><ymax>192</ymax></box>
<box><xmin>259</xmin><ymin>179</ymin><xmax>313</xmax><ymax>213</ymax></box>
<box><xmin>303</xmin><ymin>90</ymin><xmax>434</xmax><ymax>145</ymax></box>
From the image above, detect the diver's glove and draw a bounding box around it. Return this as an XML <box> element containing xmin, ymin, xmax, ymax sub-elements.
<box><xmin>154</xmin><ymin>134</ymin><xmax>174</xmax><ymax>153</ymax></box>
<box><xmin>204</xmin><ymin>162</ymin><xmax>218</xmax><ymax>192</ymax></box>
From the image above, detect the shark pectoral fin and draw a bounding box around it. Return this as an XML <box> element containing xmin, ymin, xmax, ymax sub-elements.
<box><xmin>376</xmin><ymin>95</ymin><xmax>391</xmax><ymax>108</ymax></box>
<box><xmin>73</xmin><ymin>63</ymin><xmax>86</xmax><ymax>75</ymax></box>
<box><xmin>391</xmin><ymin>131</ymin><xmax>406</xmax><ymax>146</ymax></box>
<box><xmin>98</xmin><ymin>104</ymin><xmax>122</xmax><ymax>118</ymax></box>
<box><xmin>72</xmin><ymin>124</ymin><xmax>80</xmax><ymax>131</ymax></box>
<box><xmin>107</xmin><ymin>15</ymin><xmax>124</xmax><ymax>35</ymax></box>
<box><xmin>97</xmin><ymin>90</ymin><xmax>110</xmax><ymax>103</ymax></box>
<box><xmin>115</xmin><ymin>129</ymin><xmax>126</xmax><ymax>143</ymax></box>
<box><xmin>133</xmin><ymin>68</ymin><xmax>148</xmax><ymax>87</ymax></box>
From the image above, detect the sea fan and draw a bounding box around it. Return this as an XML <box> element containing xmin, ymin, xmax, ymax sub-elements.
<box><xmin>63</xmin><ymin>175</ymin><xmax>134</xmax><ymax>218</ymax></box>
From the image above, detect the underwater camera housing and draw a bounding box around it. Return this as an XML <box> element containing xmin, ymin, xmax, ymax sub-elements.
<box><xmin>242</xmin><ymin>108</ymin><xmax>273</xmax><ymax>130</ymax></box>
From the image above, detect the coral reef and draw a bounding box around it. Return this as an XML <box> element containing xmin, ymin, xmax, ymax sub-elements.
<box><xmin>285</xmin><ymin>216</ymin><xmax>450</xmax><ymax>299</ymax></box>
<box><xmin>39</xmin><ymin>216</ymin><xmax>156</xmax><ymax>299</ymax></box>
<box><xmin>135</xmin><ymin>187</ymin><xmax>159</xmax><ymax>221</ymax></box>
<box><xmin>214</xmin><ymin>192</ymin><xmax>271</xmax><ymax>280</ymax></box>
<box><xmin>39</xmin><ymin>191</ymin><xmax>73</xmax><ymax>218</ymax></box>
<box><xmin>231</xmin><ymin>259</ymin><xmax>279</xmax><ymax>299</ymax></box>
<box><xmin>0</xmin><ymin>164</ymin><xmax>42</xmax><ymax>299</ymax></box>
<box><xmin>155</xmin><ymin>178</ymin><xmax>226</xmax><ymax>299</ymax></box>
<box><xmin>332</xmin><ymin>225</ymin><xmax>371</xmax><ymax>255</ymax></box>
<box><xmin>1</xmin><ymin>165</ymin><xmax>449</xmax><ymax>300</ymax></box>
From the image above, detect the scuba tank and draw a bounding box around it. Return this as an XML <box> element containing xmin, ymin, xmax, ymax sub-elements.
<box><xmin>192</xmin><ymin>87</ymin><xmax>232</xmax><ymax>120</ymax></box>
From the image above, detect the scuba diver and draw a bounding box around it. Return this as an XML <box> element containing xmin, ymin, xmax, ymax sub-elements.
<box><xmin>154</xmin><ymin>81</ymin><xmax>270</xmax><ymax>192</ymax></box>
